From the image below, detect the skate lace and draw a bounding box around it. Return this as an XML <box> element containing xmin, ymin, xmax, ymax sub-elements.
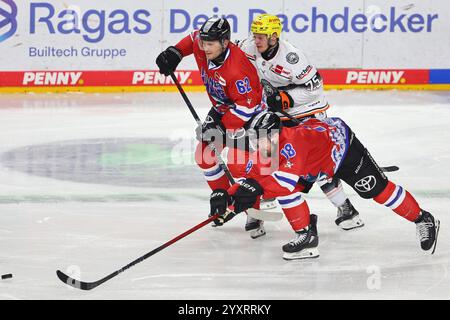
<box><xmin>289</xmin><ymin>232</ymin><xmax>308</xmax><ymax>246</ymax></box>
<box><xmin>417</xmin><ymin>222</ymin><xmax>433</xmax><ymax>240</ymax></box>
<box><xmin>338</xmin><ymin>201</ymin><xmax>352</xmax><ymax>217</ymax></box>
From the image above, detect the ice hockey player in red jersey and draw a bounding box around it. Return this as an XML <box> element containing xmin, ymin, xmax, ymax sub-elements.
<box><xmin>209</xmin><ymin>112</ymin><xmax>440</xmax><ymax>260</ymax></box>
<box><xmin>156</xmin><ymin>17</ymin><xmax>265</xmax><ymax>188</ymax></box>
<box><xmin>156</xmin><ymin>17</ymin><xmax>268</xmax><ymax>233</ymax></box>
<box><xmin>238</xmin><ymin>14</ymin><xmax>363</xmax><ymax>234</ymax></box>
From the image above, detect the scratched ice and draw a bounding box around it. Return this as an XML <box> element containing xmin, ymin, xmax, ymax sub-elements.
<box><xmin>0</xmin><ymin>91</ymin><xmax>449</xmax><ymax>299</ymax></box>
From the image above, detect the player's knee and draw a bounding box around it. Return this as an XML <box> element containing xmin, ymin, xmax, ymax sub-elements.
<box><xmin>194</xmin><ymin>142</ymin><xmax>216</xmax><ymax>169</ymax></box>
<box><xmin>373</xmin><ymin>181</ymin><xmax>397</xmax><ymax>203</ymax></box>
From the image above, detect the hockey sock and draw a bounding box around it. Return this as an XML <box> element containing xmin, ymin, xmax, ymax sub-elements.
<box><xmin>278</xmin><ymin>192</ymin><xmax>311</xmax><ymax>230</ymax></box>
<box><xmin>373</xmin><ymin>181</ymin><xmax>420</xmax><ymax>222</ymax></box>
<box><xmin>201</xmin><ymin>163</ymin><xmax>231</xmax><ymax>190</ymax></box>
<box><xmin>318</xmin><ymin>179</ymin><xmax>347</xmax><ymax>207</ymax></box>
<box><xmin>195</xmin><ymin>142</ymin><xmax>230</xmax><ymax>190</ymax></box>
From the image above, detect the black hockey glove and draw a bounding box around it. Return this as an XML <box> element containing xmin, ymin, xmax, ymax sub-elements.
<box><xmin>266</xmin><ymin>90</ymin><xmax>294</xmax><ymax>113</ymax></box>
<box><xmin>196</xmin><ymin>108</ymin><xmax>226</xmax><ymax>143</ymax></box>
<box><xmin>298</xmin><ymin>177</ymin><xmax>314</xmax><ymax>194</ymax></box>
<box><xmin>156</xmin><ymin>46</ymin><xmax>183</xmax><ymax>76</ymax></box>
<box><xmin>209</xmin><ymin>189</ymin><xmax>236</xmax><ymax>226</ymax></box>
<box><xmin>230</xmin><ymin>179</ymin><xmax>264</xmax><ymax>214</ymax></box>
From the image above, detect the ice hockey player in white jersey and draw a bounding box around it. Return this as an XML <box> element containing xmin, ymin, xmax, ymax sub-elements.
<box><xmin>238</xmin><ymin>14</ymin><xmax>364</xmax><ymax>235</ymax></box>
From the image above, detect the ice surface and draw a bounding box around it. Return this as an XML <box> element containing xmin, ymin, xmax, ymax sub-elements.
<box><xmin>0</xmin><ymin>90</ymin><xmax>449</xmax><ymax>299</ymax></box>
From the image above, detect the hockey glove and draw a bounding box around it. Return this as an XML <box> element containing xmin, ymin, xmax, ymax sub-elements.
<box><xmin>229</xmin><ymin>178</ymin><xmax>264</xmax><ymax>214</ymax></box>
<box><xmin>209</xmin><ymin>189</ymin><xmax>236</xmax><ymax>226</ymax></box>
<box><xmin>266</xmin><ymin>90</ymin><xmax>294</xmax><ymax>113</ymax></box>
<box><xmin>156</xmin><ymin>46</ymin><xmax>183</xmax><ymax>76</ymax></box>
<box><xmin>196</xmin><ymin>108</ymin><xmax>226</xmax><ymax>143</ymax></box>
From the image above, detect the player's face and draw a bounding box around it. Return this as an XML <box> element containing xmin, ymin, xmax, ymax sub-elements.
<box><xmin>253</xmin><ymin>33</ymin><xmax>278</xmax><ymax>53</ymax></box>
<box><xmin>201</xmin><ymin>40</ymin><xmax>228</xmax><ymax>60</ymax></box>
<box><xmin>253</xmin><ymin>34</ymin><xmax>270</xmax><ymax>53</ymax></box>
<box><xmin>257</xmin><ymin>132</ymin><xmax>279</xmax><ymax>158</ymax></box>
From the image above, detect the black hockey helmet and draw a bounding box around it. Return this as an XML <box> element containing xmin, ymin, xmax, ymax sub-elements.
<box><xmin>252</xmin><ymin>112</ymin><xmax>282</xmax><ymax>134</ymax></box>
<box><xmin>248</xmin><ymin>112</ymin><xmax>282</xmax><ymax>150</ymax></box>
<box><xmin>199</xmin><ymin>17</ymin><xmax>231</xmax><ymax>42</ymax></box>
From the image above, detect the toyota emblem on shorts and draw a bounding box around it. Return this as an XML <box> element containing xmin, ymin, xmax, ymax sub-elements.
<box><xmin>354</xmin><ymin>175</ymin><xmax>376</xmax><ymax>193</ymax></box>
<box><xmin>0</xmin><ymin>0</ymin><xmax>18</xmax><ymax>43</ymax></box>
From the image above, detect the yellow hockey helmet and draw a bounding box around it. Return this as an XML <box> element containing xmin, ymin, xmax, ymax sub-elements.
<box><xmin>250</xmin><ymin>14</ymin><xmax>282</xmax><ymax>38</ymax></box>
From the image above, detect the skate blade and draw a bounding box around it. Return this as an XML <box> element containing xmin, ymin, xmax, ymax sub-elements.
<box><xmin>282</xmin><ymin>248</ymin><xmax>319</xmax><ymax>260</ymax></box>
<box><xmin>337</xmin><ymin>216</ymin><xmax>365</xmax><ymax>231</ymax></box>
<box><xmin>260</xmin><ymin>200</ymin><xmax>277</xmax><ymax>210</ymax></box>
<box><xmin>431</xmin><ymin>219</ymin><xmax>440</xmax><ymax>255</ymax></box>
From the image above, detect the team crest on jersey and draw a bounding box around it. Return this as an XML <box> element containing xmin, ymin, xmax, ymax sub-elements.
<box><xmin>201</xmin><ymin>68</ymin><xmax>227</xmax><ymax>103</ymax></box>
<box><xmin>286</xmin><ymin>52</ymin><xmax>299</xmax><ymax>64</ymax></box>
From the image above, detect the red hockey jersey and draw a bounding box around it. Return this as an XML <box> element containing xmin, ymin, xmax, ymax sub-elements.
<box><xmin>175</xmin><ymin>30</ymin><xmax>266</xmax><ymax>129</ymax></box>
<box><xmin>247</xmin><ymin>117</ymin><xmax>350</xmax><ymax>199</ymax></box>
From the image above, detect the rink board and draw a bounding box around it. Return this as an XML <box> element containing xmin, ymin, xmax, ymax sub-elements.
<box><xmin>0</xmin><ymin>69</ymin><xmax>449</xmax><ymax>93</ymax></box>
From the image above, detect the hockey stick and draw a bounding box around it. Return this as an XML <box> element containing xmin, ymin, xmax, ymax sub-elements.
<box><xmin>169</xmin><ymin>72</ymin><xmax>236</xmax><ymax>184</ymax></box>
<box><xmin>247</xmin><ymin>209</ymin><xmax>283</xmax><ymax>221</ymax></box>
<box><xmin>260</xmin><ymin>79</ymin><xmax>399</xmax><ymax>174</ymax></box>
<box><xmin>170</xmin><ymin>73</ymin><xmax>286</xmax><ymax>224</ymax></box>
<box><xmin>56</xmin><ymin>212</ymin><xmax>221</xmax><ymax>290</ymax></box>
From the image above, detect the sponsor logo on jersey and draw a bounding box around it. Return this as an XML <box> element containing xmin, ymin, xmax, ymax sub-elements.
<box><xmin>354</xmin><ymin>175</ymin><xmax>377</xmax><ymax>193</ymax></box>
<box><xmin>286</xmin><ymin>52</ymin><xmax>299</xmax><ymax>64</ymax></box>
<box><xmin>22</xmin><ymin>72</ymin><xmax>82</xmax><ymax>85</ymax></box>
<box><xmin>296</xmin><ymin>65</ymin><xmax>313</xmax><ymax>80</ymax></box>
<box><xmin>270</xmin><ymin>65</ymin><xmax>291</xmax><ymax>78</ymax></box>
<box><xmin>346</xmin><ymin>71</ymin><xmax>405</xmax><ymax>84</ymax></box>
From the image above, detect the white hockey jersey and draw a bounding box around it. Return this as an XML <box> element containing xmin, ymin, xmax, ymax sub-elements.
<box><xmin>238</xmin><ymin>38</ymin><xmax>329</xmax><ymax>120</ymax></box>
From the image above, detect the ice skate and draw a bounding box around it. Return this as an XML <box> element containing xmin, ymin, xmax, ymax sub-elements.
<box><xmin>415</xmin><ymin>210</ymin><xmax>440</xmax><ymax>254</ymax></box>
<box><xmin>245</xmin><ymin>215</ymin><xmax>266</xmax><ymax>239</ymax></box>
<box><xmin>335</xmin><ymin>199</ymin><xmax>364</xmax><ymax>230</ymax></box>
<box><xmin>282</xmin><ymin>214</ymin><xmax>319</xmax><ymax>260</ymax></box>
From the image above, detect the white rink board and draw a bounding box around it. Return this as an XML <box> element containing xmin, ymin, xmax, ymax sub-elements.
<box><xmin>0</xmin><ymin>0</ymin><xmax>449</xmax><ymax>70</ymax></box>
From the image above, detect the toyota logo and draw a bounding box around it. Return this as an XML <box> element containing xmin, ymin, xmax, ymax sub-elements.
<box><xmin>354</xmin><ymin>175</ymin><xmax>377</xmax><ymax>193</ymax></box>
<box><xmin>0</xmin><ymin>0</ymin><xmax>17</xmax><ymax>43</ymax></box>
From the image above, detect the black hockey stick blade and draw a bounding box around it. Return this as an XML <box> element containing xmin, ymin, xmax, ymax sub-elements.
<box><xmin>381</xmin><ymin>166</ymin><xmax>399</xmax><ymax>172</ymax></box>
<box><xmin>56</xmin><ymin>269</ymin><xmax>111</xmax><ymax>290</ymax></box>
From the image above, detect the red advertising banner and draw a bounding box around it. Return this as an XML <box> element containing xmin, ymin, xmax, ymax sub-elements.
<box><xmin>0</xmin><ymin>69</ymin><xmax>446</xmax><ymax>92</ymax></box>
